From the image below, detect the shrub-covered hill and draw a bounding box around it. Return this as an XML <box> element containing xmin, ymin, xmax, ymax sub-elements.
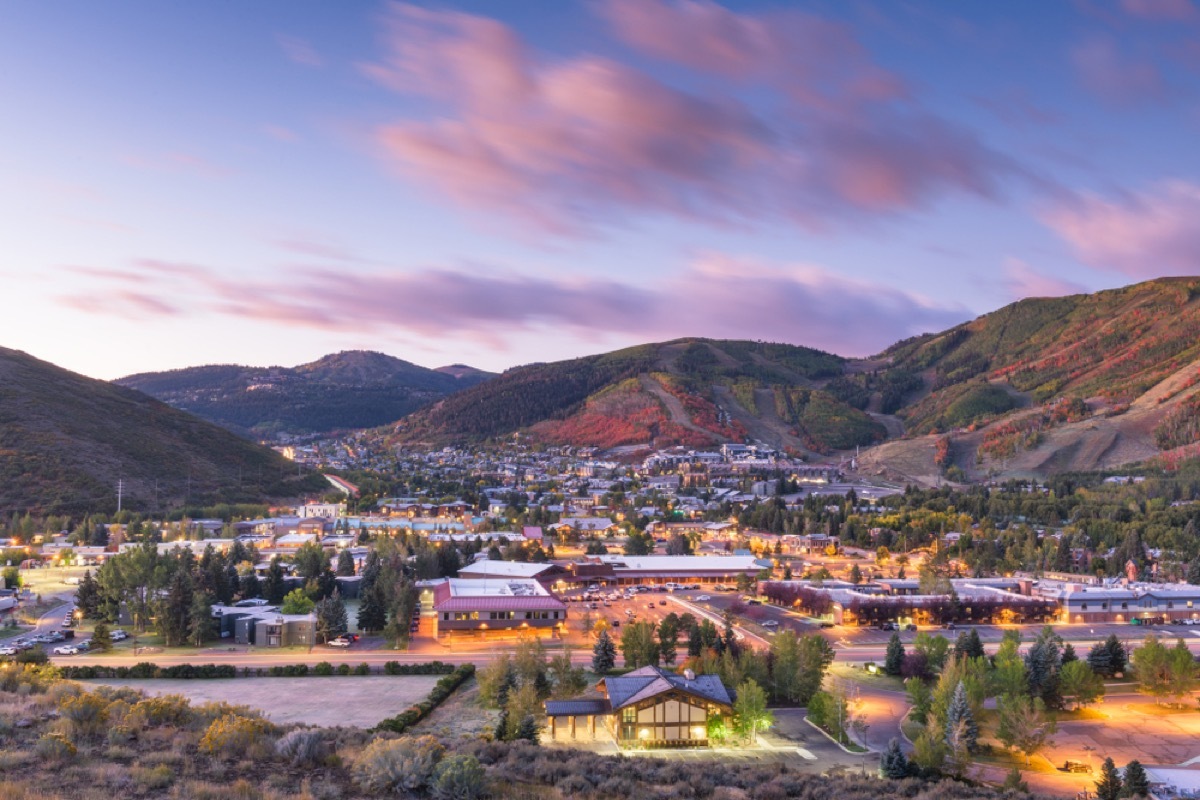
<box><xmin>389</xmin><ymin>338</ymin><xmax>884</xmax><ymax>454</ymax></box>
<box><xmin>851</xmin><ymin>278</ymin><xmax>1200</xmax><ymax>483</ymax></box>
<box><xmin>118</xmin><ymin>350</ymin><xmax>494</xmax><ymax>438</ymax></box>
<box><xmin>0</xmin><ymin>663</ymin><xmax>1034</xmax><ymax>800</ymax></box>
<box><xmin>0</xmin><ymin>346</ymin><xmax>322</xmax><ymax>515</ymax></box>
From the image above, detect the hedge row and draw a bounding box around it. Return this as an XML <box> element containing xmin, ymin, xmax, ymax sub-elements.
<box><xmin>374</xmin><ymin>663</ymin><xmax>476</xmax><ymax>734</ymax></box>
<box><xmin>57</xmin><ymin>660</ymin><xmax>462</xmax><ymax>680</ymax></box>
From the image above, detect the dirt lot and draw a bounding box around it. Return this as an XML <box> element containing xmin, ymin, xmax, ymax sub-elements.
<box><xmin>88</xmin><ymin>675</ymin><xmax>442</xmax><ymax>727</ymax></box>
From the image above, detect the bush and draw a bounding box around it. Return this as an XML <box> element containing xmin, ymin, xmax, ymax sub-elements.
<box><xmin>129</xmin><ymin>694</ymin><xmax>194</xmax><ymax>728</ymax></box>
<box><xmin>198</xmin><ymin>714</ymin><xmax>275</xmax><ymax>758</ymax></box>
<box><xmin>355</xmin><ymin>735</ymin><xmax>445</xmax><ymax>794</ymax></box>
<box><xmin>355</xmin><ymin>662</ymin><xmax>372</xmax><ymax>675</ymax></box>
<box><xmin>59</xmin><ymin>691</ymin><xmax>109</xmax><ymax>740</ymax></box>
<box><xmin>375</xmin><ymin>664</ymin><xmax>475</xmax><ymax>735</ymax></box>
<box><xmin>275</xmin><ymin>728</ymin><xmax>329</xmax><ymax>768</ymax></box>
<box><xmin>132</xmin><ymin>764</ymin><xmax>175</xmax><ymax>791</ymax></box>
<box><xmin>34</xmin><ymin>733</ymin><xmax>76</xmax><ymax>763</ymax></box>
<box><xmin>314</xmin><ymin>661</ymin><xmax>334</xmax><ymax>676</ymax></box>
<box><xmin>432</xmin><ymin>753</ymin><xmax>487</xmax><ymax>800</ymax></box>
<box><xmin>337</xmin><ymin>663</ymin><xmax>352</xmax><ymax>676</ymax></box>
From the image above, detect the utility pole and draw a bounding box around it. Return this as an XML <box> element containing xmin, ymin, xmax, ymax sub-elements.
<box><xmin>117</xmin><ymin>479</ymin><xmax>123</xmax><ymax>514</ymax></box>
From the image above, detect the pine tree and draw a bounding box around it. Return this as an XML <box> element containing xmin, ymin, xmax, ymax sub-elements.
<box><xmin>90</xmin><ymin>622</ymin><xmax>113</xmax><ymax>652</ymax></box>
<box><xmin>336</xmin><ymin>549</ymin><xmax>356</xmax><ymax>577</ymax></box>
<box><xmin>884</xmin><ymin>632</ymin><xmax>905</xmax><ymax>676</ymax></box>
<box><xmin>879</xmin><ymin>737</ymin><xmax>909</xmax><ymax>779</ymax></box>
<box><xmin>592</xmin><ymin>629</ymin><xmax>616</xmax><ymax>674</ymax></box>
<box><xmin>945</xmin><ymin>680</ymin><xmax>978</xmax><ymax>753</ymax></box>
<box><xmin>1123</xmin><ymin>759</ymin><xmax>1150</xmax><ymax>797</ymax></box>
<box><xmin>315</xmin><ymin>591</ymin><xmax>349</xmax><ymax>643</ymax></box>
<box><xmin>494</xmin><ymin>709</ymin><xmax>510</xmax><ymax>741</ymax></box>
<box><xmin>239</xmin><ymin>571</ymin><xmax>261</xmax><ymax>600</ymax></box>
<box><xmin>515</xmin><ymin>714</ymin><xmax>540</xmax><ymax>743</ymax></box>
<box><xmin>263</xmin><ymin>556</ymin><xmax>286</xmax><ymax>605</ymax></box>
<box><xmin>1002</xmin><ymin>766</ymin><xmax>1029</xmax><ymax>793</ymax></box>
<box><xmin>187</xmin><ymin>591</ymin><xmax>215</xmax><ymax>647</ymax></box>
<box><xmin>1095</xmin><ymin>757</ymin><xmax>1123</xmax><ymax>800</ymax></box>
<box><xmin>356</xmin><ymin>581</ymin><xmax>388</xmax><ymax>633</ymax></box>
<box><xmin>75</xmin><ymin>570</ymin><xmax>101</xmax><ymax>620</ymax></box>
<box><xmin>1062</xmin><ymin>642</ymin><xmax>1078</xmax><ymax>664</ymax></box>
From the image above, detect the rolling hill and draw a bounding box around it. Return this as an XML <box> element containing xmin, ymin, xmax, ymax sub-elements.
<box><xmin>0</xmin><ymin>346</ymin><xmax>323</xmax><ymax>515</ymax></box>
<box><xmin>118</xmin><ymin>350</ymin><xmax>494</xmax><ymax>438</ymax></box>
<box><xmin>389</xmin><ymin>279</ymin><xmax>1200</xmax><ymax>482</ymax></box>
<box><xmin>389</xmin><ymin>338</ymin><xmax>886</xmax><ymax>454</ymax></box>
<box><xmin>851</xmin><ymin>278</ymin><xmax>1200</xmax><ymax>484</ymax></box>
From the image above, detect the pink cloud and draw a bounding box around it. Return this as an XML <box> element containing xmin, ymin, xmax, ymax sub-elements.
<box><xmin>1043</xmin><ymin>181</ymin><xmax>1200</xmax><ymax>277</ymax></box>
<box><xmin>1003</xmin><ymin>259</ymin><xmax>1086</xmax><ymax>300</ymax></box>
<box><xmin>1120</xmin><ymin>0</ymin><xmax>1199</xmax><ymax>21</ymax></box>
<box><xmin>59</xmin><ymin>256</ymin><xmax>967</xmax><ymax>358</ymax></box>
<box><xmin>276</xmin><ymin>34</ymin><xmax>324</xmax><ymax>67</ymax></box>
<box><xmin>364</xmin><ymin>3</ymin><xmax>1019</xmax><ymax>234</ymax></box>
<box><xmin>1071</xmin><ymin>36</ymin><xmax>1166</xmax><ymax>105</ymax></box>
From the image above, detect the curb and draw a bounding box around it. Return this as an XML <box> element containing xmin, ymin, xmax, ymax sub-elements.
<box><xmin>803</xmin><ymin>714</ymin><xmax>875</xmax><ymax>755</ymax></box>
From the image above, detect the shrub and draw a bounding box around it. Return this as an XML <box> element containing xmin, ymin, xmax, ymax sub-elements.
<box><xmin>375</xmin><ymin>664</ymin><xmax>475</xmax><ymax>735</ymax></box>
<box><xmin>132</xmin><ymin>764</ymin><xmax>174</xmax><ymax>791</ymax></box>
<box><xmin>354</xmin><ymin>735</ymin><xmax>445</xmax><ymax>794</ymax></box>
<box><xmin>337</xmin><ymin>663</ymin><xmax>352</xmax><ymax>676</ymax></box>
<box><xmin>107</xmin><ymin>724</ymin><xmax>136</xmax><ymax>745</ymax></box>
<box><xmin>275</xmin><ymin>728</ymin><xmax>329</xmax><ymax>768</ymax></box>
<box><xmin>355</xmin><ymin>662</ymin><xmax>372</xmax><ymax>675</ymax></box>
<box><xmin>129</xmin><ymin>694</ymin><xmax>194</xmax><ymax>728</ymax></box>
<box><xmin>314</xmin><ymin>661</ymin><xmax>334</xmax><ymax>676</ymax></box>
<box><xmin>432</xmin><ymin>753</ymin><xmax>487</xmax><ymax>800</ymax></box>
<box><xmin>59</xmin><ymin>691</ymin><xmax>109</xmax><ymax>740</ymax></box>
<box><xmin>34</xmin><ymin>732</ymin><xmax>76</xmax><ymax>763</ymax></box>
<box><xmin>198</xmin><ymin>714</ymin><xmax>275</xmax><ymax>758</ymax></box>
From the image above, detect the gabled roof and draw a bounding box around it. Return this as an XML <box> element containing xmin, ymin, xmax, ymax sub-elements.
<box><xmin>601</xmin><ymin>666</ymin><xmax>732</xmax><ymax>710</ymax></box>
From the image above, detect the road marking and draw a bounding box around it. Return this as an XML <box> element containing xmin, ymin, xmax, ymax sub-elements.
<box><xmin>796</xmin><ymin>748</ymin><xmax>816</xmax><ymax>760</ymax></box>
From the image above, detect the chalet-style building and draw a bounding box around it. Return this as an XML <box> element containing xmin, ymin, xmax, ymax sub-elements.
<box><xmin>545</xmin><ymin>666</ymin><xmax>733</xmax><ymax>747</ymax></box>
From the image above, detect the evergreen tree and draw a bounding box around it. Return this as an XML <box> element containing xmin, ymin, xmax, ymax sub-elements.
<box><xmin>188</xmin><ymin>591</ymin><xmax>215</xmax><ymax>647</ymax></box>
<box><xmin>945</xmin><ymin>681</ymin><xmax>978</xmax><ymax>753</ymax></box>
<box><xmin>1089</xmin><ymin>634</ymin><xmax>1128</xmax><ymax>677</ymax></box>
<box><xmin>1002</xmin><ymin>766</ymin><xmax>1029</xmax><ymax>793</ymax></box>
<box><xmin>879</xmin><ymin>737</ymin><xmax>909</xmax><ymax>779</ymax></box>
<box><xmin>591</xmin><ymin>629</ymin><xmax>616</xmax><ymax>674</ymax></box>
<box><xmin>884</xmin><ymin>632</ymin><xmax>905</xmax><ymax>676</ymax></box>
<box><xmin>953</xmin><ymin>628</ymin><xmax>984</xmax><ymax>660</ymax></box>
<box><xmin>159</xmin><ymin>568</ymin><xmax>194</xmax><ymax>647</ymax></box>
<box><xmin>658</xmin><ymin>617</ymin><xmax>679</xmax><ymax>665</ymax></box>
<box><xmin>1062</xmin><ymin>642</ymin><xmax>1078</xmax><ymax>664</ymax></box>
<box><xmin>494</xmin><ymin>709</ymin><xmax>510</xmax><ymax>741</ymax></box>
<box><xmin>515</xmin><ymin>714</ymin><xmax>540</xmax><ymax>743</ymax></box>
<box><xmin>356</xmin><ymin>581</ymin><xmax>388</xmax><ymax>633</ymax></box>
<box><xmin>1025</xmin><ymin>628</ymin><xmax>1063</xmax><ymax>708</ymax></box>
<box><xmin>239</xmin><ymin>571</ymin><xmax>261</xmax><ymax>600</ymax></box>
<box><xmin>75</xmin><ymin>570</ymin><xmax>101</xmax><ymax>620</ymax></box>
<box><xmin>315</xmin><ymin>591</ymin><xmax>349</xmax><ymax>643</ymax></box>
<box><xmin>360</xmin><ymin>550</ymin><xmax>381</xmax><ymax>594</ymax></box>
<box><xmin>1095</xmin><ymin>757</ymin><xmax>1123</xmax><ymax>800</ymax></box>
<box><xmin>336</xmin><ymin>549</ymin><xmax>356</xmax><ymax>577</ymax></box>
<box><xmin>1123</xmin><ymin>759</ymin><xmax>1150</xmax><ymax>798</ymax></box>
<box><xmin>90</xmin><ymin>622</ymin><xmax>113</xmax><ymax>653</ymax></box>
<box><xmin>263</xmin><ymin>556</ymin><xmax>286</xmax><ymax>605</ymax></box>
<box><xmin>687</xmin><ymin>622</ymin><xmax>703</xmax><ymax>657</ymax></box>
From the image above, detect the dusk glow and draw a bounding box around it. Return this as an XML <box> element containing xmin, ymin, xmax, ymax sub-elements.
<box><xmin>3</xmin><ymin>0</ymin><xmax>1199</xmax><ymax>378</ymax></box>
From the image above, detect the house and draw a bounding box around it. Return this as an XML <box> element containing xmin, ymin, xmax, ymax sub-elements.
<box><xmin>456</xmin><ymin>560</ymin><xmax>568</xmax><ymax>585</ymax></box>
<box><xmin>544</xmin><ymin>666</ymin><xmax>733</xmax><ymax>747</ymax></box>
<box><xmin>553</xmin><ymin>517</ymin><xmax>618</xmax><ymax>536</ymax></box>
<box><xmin>211</xmin><ymin>604</ymin><xmax>315</xmax><ymax>647</ymax></box>
<box><xmin>522</xmin><ymin>526</ymin><xmax>544</xmax><ymax>542</ymax></box>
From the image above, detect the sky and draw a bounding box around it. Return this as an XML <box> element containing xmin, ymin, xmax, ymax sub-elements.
<box><xmin>2</xmin><ymin>0</ymin><xmax>1200</xmax><ymax>380</ymax></box>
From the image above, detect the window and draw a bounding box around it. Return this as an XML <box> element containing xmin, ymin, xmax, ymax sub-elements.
<box><xmin>1080</xmin><ymin>603</ymin><xmax>1087</xmax><ymax>611</ymax></box>
<box><xmin>622</xmin><ymin>708</ymin><xmax>635</xmax><ymax>723</ymax></box>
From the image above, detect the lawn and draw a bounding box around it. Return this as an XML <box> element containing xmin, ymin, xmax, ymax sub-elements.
<box><xmin>828</xmin><ymin>662</ymin><xmax>905</xmax><ymax>692</ymax></box>
<box><xmin>86</xmin><ymin>675</ymin><xmax>443</xmax><ymax>727</ymax></box>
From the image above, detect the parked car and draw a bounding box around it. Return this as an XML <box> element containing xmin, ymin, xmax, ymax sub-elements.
<box><xmin>111</xmin><ymin>629</ymin><xmax>128</xmax><ymax>640</ymax></box>
<box><xmin>53</xmin><ymin>644</ymin><xmax>79</xmax><ymax>655</ymax></box>
<box><xmin>0</xmin><ymin>646</ymin><xmax>17</xmax><ymax>657</ymax></box>
<box><xmin>905</xmin><ymin>623</ymin><xmax>918</xmax><ymax>632</ymax></box>
<box><xmin>610</xmin><ymin>619</ymin><xmax>621</xmax><ymax>628</ymax></box>
<box><xmin>819</xmin><ymin>621</ymin><xmax>835</xmax><ymax>628</ymax></box>
<box><xmin>696</xmin><ymin>594</ymin><xmax>711</xmax><ymax>601</ymax></box>
<box><xmin>1061</xmin><ymin>761</ymin><xmax>1091</xmax><ymax>774</ymax></box>
<box><xmin>762</xmin><ymin>620</ymin><xmax>780</xmax><ymax>628</ymax></box>
<box><xmin>328</xmin><ymin>634</ymin><xmax>356</xmax><ymax>647</ymax></box>
<box><xmin>658</xmin><ymin>600</ymin><xmax>667</xmax><ymax>607</ymax></box>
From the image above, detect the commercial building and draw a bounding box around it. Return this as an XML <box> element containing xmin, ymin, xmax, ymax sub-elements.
<box><xmin>568</xmin><ymin>555</ymin><xmax>767</xmax><ymax>587</ymax></box>
<box><xmin>420</xmin><ymin>578</ymin><xmax>567</xmax><ymax>639</ymax></box>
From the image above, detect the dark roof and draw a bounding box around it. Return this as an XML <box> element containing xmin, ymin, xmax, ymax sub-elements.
<box><xmin>545</xmin><ymin>699</ymin><xmax>611</xmax><ymax>716</ymax></box>
<box><xmin>602</xmin><ymin>666</ymin><xmax>732</xmax><ymax>710</ymax></box>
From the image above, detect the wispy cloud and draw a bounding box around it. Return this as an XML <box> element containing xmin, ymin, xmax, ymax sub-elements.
<box><xmin>1042</xmin><ymin>180</ymin><xmax>1200</xmax><ymax>277</ymax></box>
<box><xmin>57</xmin><ymin>255</ymin><xmax>968</xmax><ymax>357</ymax></box>
<box><xmin>1119</xmin><ymin>0</ymin><xmax>1199</xmax><ymax>22</ymax></box>
<box><xmin>362</xmin><ymin>2</ymin><xmax>1022</xmax><ymax>235</ymax></box>
<box><xmin>276</xmin><ymin>34</ymin><xmax>324</xmax><ymax>67</ymax></box>
<box><xmin>1003</xmin><ymin>258</ymin><xmax>1086</xmax><ymax>300</ymax></box>
<box><xmin>1071</xmin><ymin>35</ymin><xmax>1166</xmax><ymax>105</ymax></box>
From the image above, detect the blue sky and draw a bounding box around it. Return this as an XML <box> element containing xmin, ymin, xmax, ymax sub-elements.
<box><xmin>2</xmin><ymin>0</ymin><xmax>1199</xmax><ymax>379</ymax></box>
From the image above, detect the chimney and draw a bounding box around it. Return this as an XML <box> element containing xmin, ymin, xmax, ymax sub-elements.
<box><xmin>683</xmin><ymin>669</ymin><xmax>695</xmax><ymax>681</ymax></box>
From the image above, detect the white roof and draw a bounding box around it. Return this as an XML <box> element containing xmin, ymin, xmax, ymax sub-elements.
<box><xmin>458</xmin><ymin>560</ymin><xmax>557</xmax><ymax>579</ymax></box>
<box><xmin>445</xmin><ymin>578</ymin><xmax>552</xmax><ymax>598</ymax></box>
<box><xmin>596</xmin><ymin>555</ymin><xmax>762</xmax><ymax>571</ymax></box>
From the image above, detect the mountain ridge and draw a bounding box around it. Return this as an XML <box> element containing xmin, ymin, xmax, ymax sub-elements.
<box><xmin>118</xmin><ymin>350</ymin><xmax>495</xmax><ymax>438</ymax></box>
<box><xmin>0</xmin><ymin>346</ymin><xmax>321</xmax><ymax>515</ymax></box>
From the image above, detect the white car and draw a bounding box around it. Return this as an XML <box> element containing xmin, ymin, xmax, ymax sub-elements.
<box><xmin>111</xmin><ymin>630</ymin><xmax>128</xmax><ymax>640</ymax></box>
<box><xmin>761</xmin><ymin>620</ymin><xmax>780</xmax><ymax>628</ymax></box>
<box><xmin>53</xmin><ymin>645</ymin><xmax>79</xmax><ymax>655</ymax></box>
<box><xmin>0</xmin><ymin>646</ymin><xmax>17</xmax><ymax>656</ymax></box>
<box><xmin>696</xmin><ymin>594</ymin><xmax>711</xmax><ymax>601</ymax></box>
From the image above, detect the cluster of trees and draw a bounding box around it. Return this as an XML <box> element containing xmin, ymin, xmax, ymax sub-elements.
<box><xmin>477</xmin><ymin>639</ymin><xmax>587</xmax><ymax>743</ymax></box>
